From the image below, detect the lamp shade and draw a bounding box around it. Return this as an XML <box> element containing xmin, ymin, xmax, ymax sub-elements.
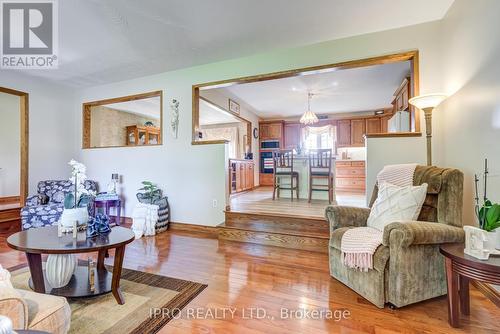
<box><xmin>408</xmin><ymin>94</ymin><xmax>448</xmax><ymax>110</ymax></box>
<box><xmin>300</xmin><ymin>110</ymin><xmax>319</xmax><ymax>125</ymax></box>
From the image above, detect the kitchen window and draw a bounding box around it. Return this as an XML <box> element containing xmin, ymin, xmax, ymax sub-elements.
<box><xmin>303</xmin><ymin>125</ymin><xmax>335</xmax><ymax>150</ymax></box>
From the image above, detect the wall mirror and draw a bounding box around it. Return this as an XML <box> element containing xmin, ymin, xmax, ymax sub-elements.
<box><xmin>82</xmin><ymin>91</ymin><xmax>163</xmax><ymax>149</ymax></box>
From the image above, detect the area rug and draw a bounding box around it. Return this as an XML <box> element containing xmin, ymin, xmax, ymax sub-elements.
<box><xmin>9</xmin><ymin>264</ymin><xmax>207</xmax><ymax>334</ymax></box>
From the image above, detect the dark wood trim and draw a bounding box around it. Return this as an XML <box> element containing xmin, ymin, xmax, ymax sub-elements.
<box><xmin>365</xmin><ymin>132</ymin><xmax>422</xmax><ymax>138</ymax></box>
<box><xmin>82</xmin><ymin>90</ymin><xmax>163</xmax><ymax>149</ymax></box>
<box><xmin>191</xmin><ymin>50</ymin><xmax>420</xmax><ymax>142</ymax></box>
<box><xmin>472</xmin><ymin>281</ymin><xmax>500</xmax><ymax>308</ymax></box>
<box><xmin>169</xmin><ymin>222</ymin><xmax>218</xmax><ymax>236</ymax></box>
<box><xmin>120</xmin><ymin>217</ymin><xmax>218</xmax><ymax>236</ymax></box>
<box><xmin>0</xmin><ymin>87</ymin><xmax>28</xmax><ymax>207</ymax></box>
<box><xmin>0</xmin><ymin>196</ymin><xmax>20</xmax><ymax>204</ymax></box>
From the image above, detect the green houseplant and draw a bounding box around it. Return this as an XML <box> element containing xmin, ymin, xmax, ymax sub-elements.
<box><xmin>137</xmin><ymin>181</ymin><xmax>160</xmax><ymax>204</ymax></box>
<box><xmin>475</xmin><ymin>159</ymin><xmax>500</xmax><ymax>232</ymax></box>
<box><xmin>474</xmin><ymin>159</ymin><xmax>500</xmax><ymax>250</ymax></box>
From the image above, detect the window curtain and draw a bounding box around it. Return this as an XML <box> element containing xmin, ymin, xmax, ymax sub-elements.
<box><xmin>201</xmin><ymin>126</ymin><xmax>240</xmax><ymax>158</ymax></box>
<box><xmin>301</xmin><ymin>125</ymin><xmax>336</xmax><ymax>150</ymax></box>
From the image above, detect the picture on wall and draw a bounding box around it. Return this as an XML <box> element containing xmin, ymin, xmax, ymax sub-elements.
<box><xmin>228</xmin><ymin>99</ymin><xmax>240</xmax><ymax>114</ymax></box>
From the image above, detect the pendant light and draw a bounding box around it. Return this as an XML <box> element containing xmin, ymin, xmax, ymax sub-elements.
<box><xmin>300</xmin><ymin>92</ymin><xmax>319</xmax><ymax>125</ymax></box>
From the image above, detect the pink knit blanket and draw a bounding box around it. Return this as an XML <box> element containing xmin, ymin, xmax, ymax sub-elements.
<box><xmin>341</xmin><ymin>227</ymin><xmax>383</xmax><ymax>271</ymax></box>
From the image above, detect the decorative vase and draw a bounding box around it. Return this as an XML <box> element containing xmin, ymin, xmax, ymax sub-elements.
<box><xmin>484</xmin><ymin>231</ymin><xmax>497</xmax><ymax>252</ymax></box>
<box><xmin>496</xmin><ymin>228</ymin><xmax>500</xmax><ymax>250</ymax></box>
<box><xmin>60</xmin><ymin>207</ymin><xmax>89</xmax><ymax>228</ymax></box>
<box><xmin>46</xmin><ymin>254</ymin><xmax>77</xmax><ymax>288</ymax></box>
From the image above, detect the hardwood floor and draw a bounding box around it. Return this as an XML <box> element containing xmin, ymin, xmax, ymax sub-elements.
<box><xmin>1</xmin><ymin>227</ymin><xmax>498</xmax><ymax>333</ymax></box>
<box><xmin>229</xmin><ymin>186</ymin><xmax>366</xmax><ymax>219</ymax></box>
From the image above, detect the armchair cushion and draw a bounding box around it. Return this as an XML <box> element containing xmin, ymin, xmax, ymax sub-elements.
<box><xmin>0</xmin><ymin>287</ymin><xmax>28</xmax><ymax>329</ymax></box>
<box><xmin>17</xmin><ymin>289</ymin><xmax>71</xmax><ymax>334</ymax></box>
<box><xmin>329</xmin><ymin>227</ymin><xmax>390</xmax><ymax>273</ymax></box>
<box><xmin>382</xmin><ymin>221</ymin><xmax>465</xmax><ymax>248</ymax></box>
<box><xmin>325</xmin><ymin>206</ymin><xmax>370</xmax><ymax>233</ymax></box>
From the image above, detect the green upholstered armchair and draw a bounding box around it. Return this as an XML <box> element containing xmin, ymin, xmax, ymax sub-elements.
<box><xmin>325</xmin><ymin>166</ymin><xmax>465</xmax><ymax>308</ymax></box>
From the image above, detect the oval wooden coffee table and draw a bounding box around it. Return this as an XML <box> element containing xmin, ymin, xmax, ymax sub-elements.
<box><xmin>7</xmin><ymin>225</ymin><xmax>135</xmax><ymax>305</ymax></box>
<box><xmin>440</xmin><ymin>243</ymin><xmax>500</xmax><ymax>328</ymax></box>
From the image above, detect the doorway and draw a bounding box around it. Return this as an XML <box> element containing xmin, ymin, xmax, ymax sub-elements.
<box><xmin>0</xmin><ymin>87</ymin><xmax>29</xmax><ymax>212</ymax></box>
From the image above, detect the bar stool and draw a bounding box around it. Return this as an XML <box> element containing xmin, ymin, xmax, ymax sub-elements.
<box><xmin>272</xmin><ymin>150</ymin><xmax>299</xmax><ymax>201</ymax></box>
<box><xmin>308</xmin><ymin>149</ymin><xmax>335</xmax><ymax>203</ymax></box>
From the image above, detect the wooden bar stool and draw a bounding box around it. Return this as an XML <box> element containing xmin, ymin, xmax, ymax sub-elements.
<box><xmin>308</xmin><ymin>149</ymin><xmax>335</xmax><ymax>203</ymax></box>
<box><xmin>272</xmin><ymin>150</ymin><xmax>299</xmax><ymax>201</ymax></box>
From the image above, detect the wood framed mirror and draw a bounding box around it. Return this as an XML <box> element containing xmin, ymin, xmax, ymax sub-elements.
<box><xmin>0</xmin><ymin>87</ymin><xmax>29</xmax><ymax>207</ymax></box>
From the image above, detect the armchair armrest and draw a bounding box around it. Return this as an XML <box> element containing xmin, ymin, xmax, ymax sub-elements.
<box><xmin>25</xmin><ymin>194</ymin><xmax>41</xmax><ymax>206</ymax></box>
<box><xmin>325</xmin><ymin>205</ymin><xmax>370</xmax><ymax>234</ymax></box>
<box><xmin>382</xmin><ymin>221</ymin><xmax>465</xmax><ymax>248</ymax></box>
<box><xmin>0</xmin><ymin>288</ymin><xmax>28</xmax><ymax>330</ymax></box>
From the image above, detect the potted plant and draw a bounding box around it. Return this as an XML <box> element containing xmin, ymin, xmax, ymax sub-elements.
<box><xmin>60</xmin><ymin>160</ymin><xmax>95</xmax><ymax>229</ymax></box>
<box><xmin>137</xmin><ymin>181</ymin><xmax>160</xmax><ymax>204</ymax></box>
<box><xmin>474</xmin><ymin>159</ymin><xmax>500</xmax><ymax>250</ymax></box>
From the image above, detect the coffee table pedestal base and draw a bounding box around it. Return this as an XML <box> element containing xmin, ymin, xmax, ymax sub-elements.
<box><xmin>29</xmin><ymin>265</ymin><xmax>113</xmax><ymax>298</ymax></box>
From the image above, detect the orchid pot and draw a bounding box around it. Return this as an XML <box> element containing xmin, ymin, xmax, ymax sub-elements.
<box><xmin>60</xmin><ymin>207</ymin><xmax>89</xmax><ymax>228</ymax></box>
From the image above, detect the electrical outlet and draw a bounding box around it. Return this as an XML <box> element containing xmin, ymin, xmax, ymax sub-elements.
<box><xmin>212</xmin><ymin>199</ymin><xmax>218</xmax><ymax>208</ymax></box>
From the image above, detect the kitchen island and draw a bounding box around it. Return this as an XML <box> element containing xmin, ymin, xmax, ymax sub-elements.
<box><xmin>276</xmin><ymin>156</ymin><xmax>336</xmax><ymax>202</ymax></box>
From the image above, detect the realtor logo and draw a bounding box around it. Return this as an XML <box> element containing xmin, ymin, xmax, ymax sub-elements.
<box><xmin>1</xmin><ymin>0</ymin><xmax>58</xmax><ymax>69</ymax></box>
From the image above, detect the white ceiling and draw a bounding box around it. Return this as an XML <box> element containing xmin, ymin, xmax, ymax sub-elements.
<box><xmin>102</xmin><ymin>96</ymin><xmax>161</xmax><ymax>119</ymax></box>
<box><xmin>212</xmin><ymin>61</ymin><xmax>411</xmax><ymax>118</ymax></box>
<box><xmin>2</xmin><ymin>0</ymin><xmax>454</xmax><ymax>87</ymax></box>
<box><xmin>199</xmin><ymin>98</ymin><xmax>240</xmax><ymax>125</ymax></box>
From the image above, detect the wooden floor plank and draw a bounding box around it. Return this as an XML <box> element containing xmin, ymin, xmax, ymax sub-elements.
<box><xmin>1</xmin><ymin>228</ymin><xmax>498</xmax><ymax>333</ymax></box>
<box><xmin>229</xmin><ymin>187</ymin><xmax>366</xmax><ymax>219</ymax></box>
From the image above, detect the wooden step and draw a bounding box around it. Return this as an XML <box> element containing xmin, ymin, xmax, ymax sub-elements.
<box><xmin>224</xmin><ymin>211</ymin><xmax>329</xmax><ymax>238</ymax></box>
<box><xmin>219</xmin><ymin>211</ymin><xmax>330</xmax><ymax>253</ymax></box>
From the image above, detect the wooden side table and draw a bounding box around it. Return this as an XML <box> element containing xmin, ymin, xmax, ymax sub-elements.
<box><xmin>94</xmin><ymin>198</ymin><xmax>121</xmax><ymax>225</ymax></box>
<box><xmin>440</xmin><ymin>243</ymin><xmax>500</xmax><ymax>328</ymax></box>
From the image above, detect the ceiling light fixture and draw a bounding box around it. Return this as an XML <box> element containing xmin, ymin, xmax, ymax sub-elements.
<box><xmin>300</xmin><ymin>92</ymin><xmax>319</xmax><ymax>125</ymax></box>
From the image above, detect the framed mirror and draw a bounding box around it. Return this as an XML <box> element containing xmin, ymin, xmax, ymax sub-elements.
<box><xmin>82</xmin><ymin>91</ymin><xmax>163</xmax><ymax>149</ymax></box>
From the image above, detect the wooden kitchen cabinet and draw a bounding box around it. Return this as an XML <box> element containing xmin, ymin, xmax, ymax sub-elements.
<box><xmin>350</xmin><ymin>119</ymin><xmax>366</xmax><ymax>146</ymax></box>
<box><xmin>380</xmin><ymin>114</ymin><xmax>392</xmax><ymax>133</ymax></box>
<box><xmin>366</xmin><ymin>118</ymin><xmax>381</xmax><ymax>134</ymax></box>
<box><xmin>284</xmin><ymin>123</ymin><xmax>301</xmax><ymax>149</ymax></box>
<box><xmin>337</xmin><ymin>120</ymin><xmax>351</xmax><ymax>147</ymax></box>
<box><xmin>230</xmin><ymin>160</ymin><xmax>254</xmax><ymax>194</ymax></box>
<box><xmin>394</xmin><ymin>78</ymin><xmax>410</xmax><ymax>112</ymax></box>
<box><xmin>335</xmin><ymin>160</ymin><xmax>366</xmax><ymax>192</ymax></box>
<box><xmin>260</xmin><ymin>122</ymin><xmax>283</xmax><ymax>140</ymax></box>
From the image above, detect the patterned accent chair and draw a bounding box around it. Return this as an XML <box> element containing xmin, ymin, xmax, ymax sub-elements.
<box><xmin>21</xmin><ymin>180</ymin><xmax>98</xmax><ymax>230</ymax></box>
<box><xmin>325</xmin><ymin>166</ymin><xmax>465</xmax><ymax>308</ymax></box>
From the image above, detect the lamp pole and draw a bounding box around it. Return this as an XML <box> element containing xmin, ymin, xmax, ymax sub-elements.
<box><xmin>422</xmin><ymin>107</ymin><xmax>433</xmax><ymax>166</ymax></box>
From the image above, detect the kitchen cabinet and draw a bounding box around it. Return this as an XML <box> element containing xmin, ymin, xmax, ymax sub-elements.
<box><xmin>230</xmin><ymin>160</ymin><xmax>254</xmax><ymax>194</ymax></box>
<box><xmin>337</xmin><ymin>120</ymin><xmax>351</xmax><ymax>147</ymax></box>
<box><xmin>284</xmin><ymin>123</ymin><xmax>301</xmax><ymax>149</ymax></box>
<box><xmin>350</xmin><ymin>119</ymin><xmax>366</xmax><ymax>146</ymax></box>
<box><xmin>380</xmin><ymin>114</ymin><xmax>392</xmax><ymax>133</ymax></box>
<box><xmin>335</xmin><ymin>160</ymin><xmax>366</xmax><ymax>191</ymax></box>
<box><xmin>260</xmin><ymin>122</ymin><xmax>283</xmax><ymax>140</ymax></box>
<box><xmin>365</xmin><ymin>118</ymin><xmax>381</xmax><ymax>134</ymax></box>
<box><xmin>393</xmin><ymin>78</ymin><xmax>410</xmax><ymax>112</ymax></box>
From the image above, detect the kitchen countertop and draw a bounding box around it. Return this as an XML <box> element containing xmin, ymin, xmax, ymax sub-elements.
<box><xmin>335</xmin><ymin>159</ymin><xmax>366</xmax><ymax>162</ymax></box>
